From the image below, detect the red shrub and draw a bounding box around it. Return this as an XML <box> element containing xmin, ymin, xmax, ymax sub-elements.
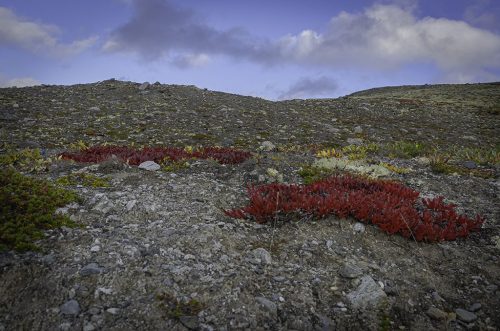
<box><xmin>224</xmin><ymin>175</ymin><xmax>483</xmax><ymax>242</ymax></box>
<box><xmin>60</xmin><ymin>145</ymin><xmax>251</xmax><ymax>165</ymax></box>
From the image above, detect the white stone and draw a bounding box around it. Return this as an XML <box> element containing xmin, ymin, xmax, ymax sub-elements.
<box><xmin>353</xmin><ymin>222</ymin><xmax>366</xmax><ymax>233</ymax></box>
<box><xmin>260</xmin><ymin>141</ymin><xmax>276</xmax><ymax>151</ymax></box>
<box><xmin>138</xmin><ymin>161</ymin><xmax>160</xmax><ymax>171</ymax></box>
<box><xmin>106</xmin><ymin>308</ymin><xmax>120</xmax><ymax>315</ymax></box>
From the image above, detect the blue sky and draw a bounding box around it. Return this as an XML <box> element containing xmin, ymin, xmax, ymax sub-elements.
<box><xmin>1</xmin><ymin>0</ymin><xmax>499</xmax><ymax>99</ymax></box>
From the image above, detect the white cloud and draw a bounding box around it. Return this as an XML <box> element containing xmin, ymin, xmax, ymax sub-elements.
<box><xmin>0</xmin><ymin>76</ymin><xmax>41</xmax><ymax>87</ymax></box>
<box><xmin>0</xmin><ymin>7</ymin><xmax>97</xmax><ymax>57</ymax></box>
<box><xmin>277</xmin><ymin>4</ymin><xmax>500</xmax><ymax>79</ymax></box>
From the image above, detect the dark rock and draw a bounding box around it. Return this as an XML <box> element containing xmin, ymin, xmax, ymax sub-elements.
<box><xmin>179</xmin><ymin>315</ymin><xmax>199</xmax><ymax>330</ymax></box>
<box><xmin>426</xmin><ymin>307</ymin><xmax>447</xmax><ymax>320</ymax></box>
<box><xmin>455</xmin><ymin>308</ymin><xmax>477</xmax><ymax>322</ymax></box>
<box><xmin>463</xmin><ymin>161</ymin><xmax>477</xmax><ymax>169</ymax></box>
<box><xmin>468</xmin><ymin>303</ymin><xmax>482</xmax><ymax>312</ymax></box>
<box><xmin>339</xmin><ymin>264</ymin><xmax>363</xmax><ymax>279</ymax></box>
<box><xmin>79</xmin><ymin>263</ymin><xmax>103</xmax><ymax>276</ymax></box>
<box><xmin>60</xmin><ymin>299</ymin><xmax>80</xmax><ymax>315</ymax></box>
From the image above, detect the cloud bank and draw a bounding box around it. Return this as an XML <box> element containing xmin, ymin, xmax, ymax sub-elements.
<box><xmin>0</xmin><ymin>7</ymin><xmax>97</xmax><ymax>57</ymax></box>
<box><xmin>102</xmin><ymin>0</ymin><xmax>275</xmax><ymax>65</ymax></box>
<box><xmin>104</xmin><ymin>0</ymin><xmax>500</xmax><ymax>81</ymax></box>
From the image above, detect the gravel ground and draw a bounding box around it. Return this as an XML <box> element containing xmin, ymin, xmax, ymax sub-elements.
<box><xmin>0</xmin><ymin>80</ymin><xmax>499</xmax><ymax>330</ymax></box>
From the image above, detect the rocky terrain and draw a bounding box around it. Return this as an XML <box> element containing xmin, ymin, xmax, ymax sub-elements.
<box><xmin>0</xmin><ymin>80</ymin><xmax>499</xmax><ymax>330</ymax></box>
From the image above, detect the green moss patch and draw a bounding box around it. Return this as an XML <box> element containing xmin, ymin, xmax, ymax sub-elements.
<box><xmin>0</xmin><ymin>169</ymin><xmax>79</xmax><ymax>251</ymax></box>
<box><xmin>57</xmin><ymin>172</ymin><xmax>110</xmax><ymax>187</ymax></box>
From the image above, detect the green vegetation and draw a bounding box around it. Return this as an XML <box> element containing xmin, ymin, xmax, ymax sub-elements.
<box><xmin>0</xmin><ymin>147</ymin><xmax>53</xmax><ymax>173</ymax></box>
<box><xmin>0</xmin><ymin>168</ymin><xmax>79</xmax><ymax>251</ymax></box>
<box><xmin>316</xmin><ymin>143</ymin><xmax>379</xmax><ymax>160</ymax></box>
<box><xmin>429</xmin><ymin>153</ymin><xmax>495</xmax><ymax>178</ymax></box>
<box><xmin>156</xmin><ymin>291</ymin><xmax>204</xmax><ymax>319</ymax></box>
<box><xmin>190</xmin><ymin>133</ymin><xmax>215</xmax><ymax>142</ymax></box>
<box><xmin>56</xmin><ymin>172</ymin><xmax>110</xmax><ymax>187</ymax></box>
<box><xmin>379</xmin><ymin>162</ymin><xmax>410</xmax><ymax>174</ymax></box>
<box><xmin>298</xmin><ymin>164</ymin><xmax>337</xmax><ymax>184</ymax></box>
<box><xmin>162</xmin><ymin>160</ymin><xmax>190</xmax><ymax>172</ymax></box>
<box><xmin>386</xmin><ymin>141</ymin><xmax>428</xmax><ymax>159</ymax></box>
<box><xmin>453</xmin><ymin>146</ymin><xmax>500</xmax><ymax>165</ymax></box>
<box><xmin>342</xmin><ymin>143</ymin><xmax>379</xmax><ymax>160</ymax></box>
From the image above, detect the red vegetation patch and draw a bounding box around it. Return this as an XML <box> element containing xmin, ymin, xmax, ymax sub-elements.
<box><xmin>60</xmin><ymin>145</ymin><xmax>251</xmax><ymax>165</ymax></box>
<box><xmin>224</xmin><ymin>175</ymin><xmax>483</xmax><ymax>242</ymax></box>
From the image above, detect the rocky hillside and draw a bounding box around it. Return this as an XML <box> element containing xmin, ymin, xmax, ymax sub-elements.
<box><xmin>0</xmin><ymin>80</ymin><xmax>499</xmax><ymax>330</ymax></box>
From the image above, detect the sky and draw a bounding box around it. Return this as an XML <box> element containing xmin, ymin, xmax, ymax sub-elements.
<box><xmin>1</xmin><ymin>0</ymin><xmax>499</xmax><ymax>100</ymax></box>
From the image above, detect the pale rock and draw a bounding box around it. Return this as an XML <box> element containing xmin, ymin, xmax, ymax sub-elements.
<box><xmin>346</xmin><ymin>275</ymin><xmax>387</xmax><ymax>309</ymax></box>
<box><xmin>138</xmin><ymin>161</ymin><xmax>160</xmax><ymax>171</ymax></box>
<box><xmin>252</xmin><ymin>248</ymin><xmax>272</xmax><ymax>265</ymax></box>
<box><xmin>260</xmin><ymin>141</ymin><xmax>276</xmax><ymax>151</ymax></box>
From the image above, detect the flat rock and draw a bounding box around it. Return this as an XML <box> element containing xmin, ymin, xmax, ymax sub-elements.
<box><xmin>426</xmin><ymin>307</ymin><xmax>447</xmax><ymax>320</ymax></box>
<box><xmin>179</xmin><ymin>315</ymin><xmax>199</xmax><ymax>329</ymax></box>
<box><xmin>463</xmin><ymin>161</ymin><xmax>477</xmax><ymax>169</ymax></box>
<box><xmin>59</xmin><ymin>299</ymin><xmax>80</xmax><ymax>315</ymax></box>
<box><xmin>339</xmin><ymin>264</ymin><xmax>363</xmax><ymax>279</ymax></box>
<box><xmin>468</xmin><ymin>303</ymin><xmax>481</xmax><ymax>312</ymax></box>
<box><xmin>138</xmin><ymin>161</ymin><xmax>160</xmax><ymax>171</ymax></box>
<box><xmin>79</xmin><ymin>263</ymin><xmax>103</xmax><ymax>276</ymax></box>
<box><xmin>455</xmin><ymin>308</ymin><xmax>477</xmax><ymax>322</ymax></box>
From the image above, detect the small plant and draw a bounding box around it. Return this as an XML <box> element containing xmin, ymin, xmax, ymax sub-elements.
<box><xmin>298</xmin><ymin>164</ymin><xmax>336</xmax><ymax>184</ymax></box>
<box><xmin>224</xmin><ymin>175</ymin><xmax>483</xmax><ymax>242</ymax></box>
<box><xmin>0</xmin><ymin>148</ymin><xmax>53</xmax><ymax>173</ymax></box>
<box><xmin>429</xmin><ymin>153</ymin><xmax>495</xmax><ymax>178</ymax></box>
<box><xmin>68</xmin><ymin>140</ymin><xmax>90</xmax><ymax>151</ymax></box>
<box><xmin>379</xmin><ymin>162</ymin><xmax>410</xmax><ymax>174</ymax></box>
<box><xmin>429</xmin><ymin>153</ymin><xmax>455</xmax><ymax>174</ymax></box>
<box><xmin>56</xmin><ymin>173</ymin><xmax>110</xmax><ymax>187</ymax></box>
<box><xmin>316</xmin><ymin>148</ymin><xmax>343</xmax><ymax>159</ymax></box>
<box><xmin>156</xmin><ymin>292</ymin><xmax>204</xmax><ymax>319</ymax></box>
<box><xmin>454</xmin><ymin>146</ymin><xmax>500</xmax><ymax>165</ymax></box>
<box><xmin>162</xmin><ymin>159</ymin><xmax>190</xmax><ymax>172</ymax></box>
<box><xmin>1</xmin><ymin>169</ymin><xmax>79</xmax><ymax>251</ymax></box>
<box><xmin>387</xmin><ymin>141</ymin><xmax>427</xmax><ymax>159</ymax></box>
<box><xmin>341</xmin><ymin>143</ymin><xmax>379</xmax><ymax>160</ymax></box>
